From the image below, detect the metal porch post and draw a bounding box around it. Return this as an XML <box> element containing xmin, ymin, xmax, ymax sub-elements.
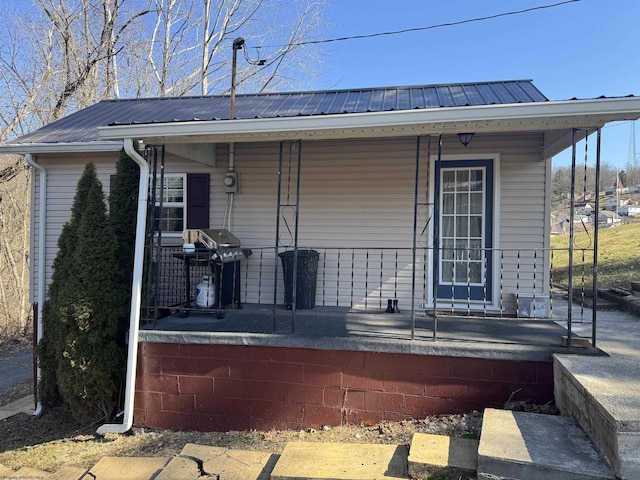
<box><xmin>411</xmin><ymin>136</ymin><xmax>421</xmax><ymax>339</ymax></box>
<box><xmin>592</xmin><ymin>128</ymin><xmax>602</xmax><ymax>347</ymax></box>
<box><xmin>273</xmin><ymin>141</ymin><xmax>302</xmax><ymax>333</ymax></box>
<box><xmin>291</xmin><ymin>140</ymin><xmax>303</xmax><ymax>331</ymax></box>
<box><xmin>567</xmin><ymin>129</ymin><xmax>578</xmax><ymax>347</ymax></box>
<box><xmin>432</xmin><ymin>134</ymin><xmax>443</xmax><ymax>340</ymax></box>
<box><xmin>273</xmin><ymin>142</ymin><xmax>284</xmax><ymax>331</ymax></box>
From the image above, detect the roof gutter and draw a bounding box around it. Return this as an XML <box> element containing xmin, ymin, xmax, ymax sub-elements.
<box><xmin>0</xmin><ymin>141</ymin><xmax>122</xmax><ymax>155</ymax></box>
<box><xmin>96</xmin><ymin>139</ymin><xmax>148</xmax><ymax>436</ymax></box>
<box><xmin>24</xmin><ymin>154</ymin><xmax>46</xmax><ymax>417</ymax></box>
<box><xmin>97</xmin><ymin>96</ymin><xmax>640</xmax><ymax>142</ymax></box>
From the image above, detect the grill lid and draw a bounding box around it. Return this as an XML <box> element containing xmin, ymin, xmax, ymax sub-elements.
<box><xmin>182</xmin><ymin>229</ymin><xmax>241</xmax><ymax>249</ymax></box>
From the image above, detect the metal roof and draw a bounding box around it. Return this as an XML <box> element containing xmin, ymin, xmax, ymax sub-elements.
<box><xmin>9</xmin><ymin>80</ymin><xmax>548</xmax><ymax>145</ymax></box>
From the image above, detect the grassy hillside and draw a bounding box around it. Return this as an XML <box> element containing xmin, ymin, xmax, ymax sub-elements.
<box><xmin>550</xmin><ymin>222</ymin><xmax>640</xmax><ymax>290</ymax></box>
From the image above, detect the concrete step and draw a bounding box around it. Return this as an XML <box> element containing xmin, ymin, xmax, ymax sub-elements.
<box><xmin>478</xmin><ymin>408</ymin><xmax>615</xmax><ymax>480</ymax></box>
<box><xmin>407</xmin><ymin>432</ymin><xmax>478</xmax><ymax>479</ymax></box>
<box><xmin>555</xmin><ymin>353</ymin><xmax>640</xmax><ymax>479</ymax></box>
<box><xmin>48</xmin><ymin>466</ymin><xmax>88</xmax><ymax>480</ymax></box>
<box><xmin>270</xmin><ymin>442</ymin><xmax>408</xmax><ymax>480</ymax></box>
<box><xmin>156</xmin><ymin>443</ymin><xmax>278</xmax><ymax>480</ymax></box>
<box><xmin>3</xmin><ymin>466</ymin><xmax>48</xmax><ymax>478</ymax></box>
<box><xmin>82</xmin><ymin>456</ymin><xmax>171</xmax><ymax>480</ymax></box>
<box><xmin>0</xmin><ymin>396</ymin><xmax>35</xmax><ymax>421</ymax></box>
<box><xmin>0</xmin><ymin>464</ymin><xmax>14</xmax><ymax>476</ymax></box>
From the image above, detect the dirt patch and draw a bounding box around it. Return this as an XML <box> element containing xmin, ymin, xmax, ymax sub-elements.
<box><xmin>0</xmin><ymin>400</ymin><xmax>483</xmax><ymax>474</ymax></box>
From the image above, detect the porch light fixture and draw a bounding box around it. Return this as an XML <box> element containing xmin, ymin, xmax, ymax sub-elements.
<box><xmin>458</xmin><ymin>132</ymin><xmax>475</xmax><ymax>147</ymax></box>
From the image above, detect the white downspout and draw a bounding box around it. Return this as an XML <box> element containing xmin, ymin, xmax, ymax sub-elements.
<box><xmin>24</xmin><ymin>153</ymin><xmax>45</xmax><ymax>416</ymax></box>
<box><xmin>97</xmin><ymin>139</ymin><xmax>149</xmax><ymax>435</ymax></box>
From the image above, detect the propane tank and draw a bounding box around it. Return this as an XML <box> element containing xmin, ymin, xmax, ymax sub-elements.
<box><xmin>195</xmin><ymin>275</ymin><xmax>216</xmax><ymax>308</ymax></box>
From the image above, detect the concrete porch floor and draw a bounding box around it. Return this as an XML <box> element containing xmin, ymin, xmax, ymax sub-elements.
<box><xmin>139</xmin><ymin>303</ymin><xmax>601</xmax><ymax>362</ymax></box>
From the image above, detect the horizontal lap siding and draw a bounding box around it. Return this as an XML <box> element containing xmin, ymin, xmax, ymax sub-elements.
<box><xmin>221</xmin><ymin>138</ymin><xmax>430</xmax><ymax>308</ymax></box>
<box><xmin>498</xmin><ymin>136</ymin><xmax>548</xmax><ymax>311</ymax></box>
<box><xmin>33</xmin><ymin>155</ymin><xmax>119</xmax><ymax>299</ymax></box>
<box><xmin>32</xmin><ymin>134</ymin><xmax>549</xmax><ymax>314</ymax></box>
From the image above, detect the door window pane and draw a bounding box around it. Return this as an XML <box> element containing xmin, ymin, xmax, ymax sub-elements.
<box><xmin>442</xmin><ymin>193</ymin><xmax>455</xmax><ymax>214</ymax></box>
<box><xmin>439</xmin><ymin>166</ymin><xmax>487</xmax><ymax>287</ymax></box>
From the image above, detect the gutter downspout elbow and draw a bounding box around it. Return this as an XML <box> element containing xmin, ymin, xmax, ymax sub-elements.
<box><xmin>25</xmin><ymin>154</ymin><xmax>45</xmax><ymax>417</ymax></box>
<box><xmin>97</xmin><ymin>139</ymin><xmax>149</xmax><ymax>435</ymax></box>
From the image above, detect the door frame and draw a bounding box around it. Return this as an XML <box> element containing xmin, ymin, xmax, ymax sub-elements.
<box><xmin>426</xmin><ymin>153</ymin><xmax>501</xmax><ymax>310</ymax></box>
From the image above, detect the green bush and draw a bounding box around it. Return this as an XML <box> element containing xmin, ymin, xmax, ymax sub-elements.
<box><xmin>109</xmin><ymin>150</ymin><xmax>140</xmax><ymax>346</ymax></box>
<box><xmin>39</xmin><ymin>163</ymin><xmax>124</xmax><ymax>423</ymax></box>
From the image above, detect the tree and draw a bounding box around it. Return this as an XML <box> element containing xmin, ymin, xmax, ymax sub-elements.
<box><xmin>0</xmin><ymin>0</ymin><xmax>326</xmax><ymax>343</ymax></box>
<box><xmin>109</xmin><ymin>149</ymin><xmax>140</xmax><ymax>347</ymax></box>
<box><xmin>618</xmin><ymin>170</ymin><xmax>628</xmax><ymax>188</ymax></box>
<box><xmin>39</xmin><ymin>163</ymin><xmax>123</xmax><ymax>422</ymax></box>
<box><xmin>0</xmin><ymin>158</ymin><xmax>31</xmax><ymax>338</ymax></box>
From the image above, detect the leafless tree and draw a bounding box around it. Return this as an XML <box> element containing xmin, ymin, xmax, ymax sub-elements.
<box><xmin>0</xmin><ymin>0</ymin><xmax>326</xmax><ymax>340</ymax></box>
<box><xmin>0</xmin><ymin>157</ymin><xmax>31</xmax><ymax>337</ymax></box>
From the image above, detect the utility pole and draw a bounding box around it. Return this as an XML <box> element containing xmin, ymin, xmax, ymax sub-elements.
<box><xmin>230</xmin><ymin>37</ymin><xmax>245</xmax><ymax>120</ymax></box>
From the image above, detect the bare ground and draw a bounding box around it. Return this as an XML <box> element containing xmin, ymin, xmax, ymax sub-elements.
<box><xmin>0</xmin><ymin>393</ymin><xmax>484</xmax><ymax>474</ymax></box>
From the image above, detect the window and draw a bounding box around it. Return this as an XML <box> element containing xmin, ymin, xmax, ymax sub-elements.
<box><xmin>152</xmin><ymin>174</ymin><xmax>186</xmax><ymax>234</ymax></box>
<box><xmin>150</xmin><ymin>173</ymin><xmax>210</xmax><ymax>234</ymax></box>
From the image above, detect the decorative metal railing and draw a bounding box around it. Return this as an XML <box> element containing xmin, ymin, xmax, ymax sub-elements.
<box><xmin>141</xmin><ymin>245</ymin><xmax>595</xmax><ymax>327</ymax></box>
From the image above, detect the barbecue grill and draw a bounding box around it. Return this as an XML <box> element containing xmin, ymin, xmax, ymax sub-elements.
<box><xmin>175</xmin><ymin>228</ymin><xmax>251</xmax><ymax>318</ymax></box>
<box><xmin>182</xmin><ymin>228</ymin><xmax>247</xmax><ymax>263</ymax></box>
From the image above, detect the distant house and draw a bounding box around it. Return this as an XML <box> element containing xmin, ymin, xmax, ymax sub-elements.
<box><xmin>604</xmin><ymin>198</ymin><xmax>629</xmax><ymax>211</ymax></box>
<box><xmin>551</xmin><ymin>215</ymin><xmax>567</xmax><ymax>235</ymax></box>
<box><xmin>593</xmin><ymin>211</ymin><xmax>622</xmax><ymax>226</ymax></box>
<box><xmin>618</xmin><ymin>204</ymin><xmax>640</xmax><ymax>217</ymax></box>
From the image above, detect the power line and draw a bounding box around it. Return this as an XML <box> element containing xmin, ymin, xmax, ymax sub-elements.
<box><xmin>258</xmin><ymin>0</ymin><xmax>584</xmax><ymax>49</ymax></box>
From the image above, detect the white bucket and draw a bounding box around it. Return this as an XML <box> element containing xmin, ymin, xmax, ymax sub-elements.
<box><xmin>196</xmin><ymin>276</ymin><xmax>216</xmax><ymax>308</ymax></box>
<box><xmin>517</xmin><ymin>293</ymin><xmax>549</xmax><ymax>318</ymax></box>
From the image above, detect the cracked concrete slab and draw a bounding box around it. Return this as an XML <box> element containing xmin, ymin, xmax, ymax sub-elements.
<box><xmin>270</xmin><ymin>442</ymin><xmax>408</xmax><ymax>480</ymax></box>
<box><xmin>83</xmin><ymin>457</ymin><xmax>170</xmax><ymax>480</ymax></box>
<box><xmin>408</xmin><ymin>433</ymin><xmax>478</xmax><ymax>478</ymax></box>
<box><xmin>156</xmin><ymin>444</ymin><xmax>278</xmax><ymax>480</ymax></box>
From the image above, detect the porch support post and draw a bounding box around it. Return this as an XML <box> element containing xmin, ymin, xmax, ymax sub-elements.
<box><xmin>592</xmin><ymin>128</ymin><xmax>602</xmax><ymax>347</ymax></box>
<box><xmin>273</xmin><ymin>141</ymin><xmax>284</xmax><ymax>331</ymax></box>
<box><xmin>411</xmin><ymin>136</ymin><xmax>421</xmax><ymax>339</ymax></box>
<box><xmin>432</xmin><ymin>134</ymin><xmax>443</xmax><ymax>340</ymax></box>
<box><xmin>567</xmin><ymin>128</ymin><xmax>578</xmax><ymax>347</ymax></box>
<box><xmin>152</xmin><ymin>146</ymin><xmax>166</xmax><ymax>326</ymax></box>
<box><xmin>291</xmin><ymin>140</ymin><xmax>303</xmax><ymax>331</ymax></box>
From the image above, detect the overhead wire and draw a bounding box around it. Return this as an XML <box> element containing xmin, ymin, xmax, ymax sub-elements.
<box><xmin>255</xmin><ymin>0</ymin><xmax>584</xmax><ymax>50</ymax></box>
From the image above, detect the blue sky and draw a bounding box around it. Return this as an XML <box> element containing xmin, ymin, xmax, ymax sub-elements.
<box><xmin>313</xmin><ymin>0</ymin><xmax>640</xmax><ymax>170</ymax></box>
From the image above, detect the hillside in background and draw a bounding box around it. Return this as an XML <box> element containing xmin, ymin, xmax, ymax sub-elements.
<box><xmin>550</xmin><ymin>222</ymin><xmax>640</xmax><ymax>291</ymax></box>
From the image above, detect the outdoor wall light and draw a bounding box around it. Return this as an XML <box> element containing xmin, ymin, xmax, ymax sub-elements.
<box><xmin>457</xmin><ymin>132</ymin><xmax>475</xmax><ymax>147</ymax></box>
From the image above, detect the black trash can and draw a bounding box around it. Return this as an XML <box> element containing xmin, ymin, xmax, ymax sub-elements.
<box><xmin>279</xmin><ymin>249</ymin><xmax>319</xmax><ymax>310</ymax></box>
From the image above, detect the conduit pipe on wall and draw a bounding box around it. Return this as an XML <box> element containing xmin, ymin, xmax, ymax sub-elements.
<box><xmin>97</xmin><ymin>139</ymin><xmax>149</xmax><ymax>435</ymax></box>
<box><xmin>24</xmin><ymin>153</ymin><xmax>45</xmax><ymax>417</ymax></box>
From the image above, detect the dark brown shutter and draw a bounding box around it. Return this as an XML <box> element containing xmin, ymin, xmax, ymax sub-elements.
<box><xmin>186</xmin><ymin>173</ymin><xmax>210</xmax><ymax>229</ymax></box>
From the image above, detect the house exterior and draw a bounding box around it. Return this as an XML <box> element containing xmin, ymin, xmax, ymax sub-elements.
<box><xmin>618</xmin><ymin>204</ymin><xmax>640</xmax><ymax>217</ymax></box>
<box><xmin>2</xmin><ymin>80</ymin><xmax>640</xmax><ymax>434</ymax></box>
<box><xmin>593</xmin><ymin>210</ymin><xmax>622</xmax><ymax>226</ymax></box>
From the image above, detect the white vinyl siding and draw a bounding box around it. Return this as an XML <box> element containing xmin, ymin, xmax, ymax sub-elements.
<box><xmin>31</xmin><ymin>133</ymin><xmax>548</xmax><ymax>315</ymax></box>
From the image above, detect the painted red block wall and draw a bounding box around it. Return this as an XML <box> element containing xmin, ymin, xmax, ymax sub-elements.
<box><xmin>133</xmin><ymin>343</ymin><xmax>553</xmax><ymax>431</ymax></box>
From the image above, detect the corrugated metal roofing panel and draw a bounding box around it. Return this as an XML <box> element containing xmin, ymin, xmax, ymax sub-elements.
<box><xmin>8</xmin><ymin>80</ymin><xmax>551</xmax><ymax>145</ymax></box>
